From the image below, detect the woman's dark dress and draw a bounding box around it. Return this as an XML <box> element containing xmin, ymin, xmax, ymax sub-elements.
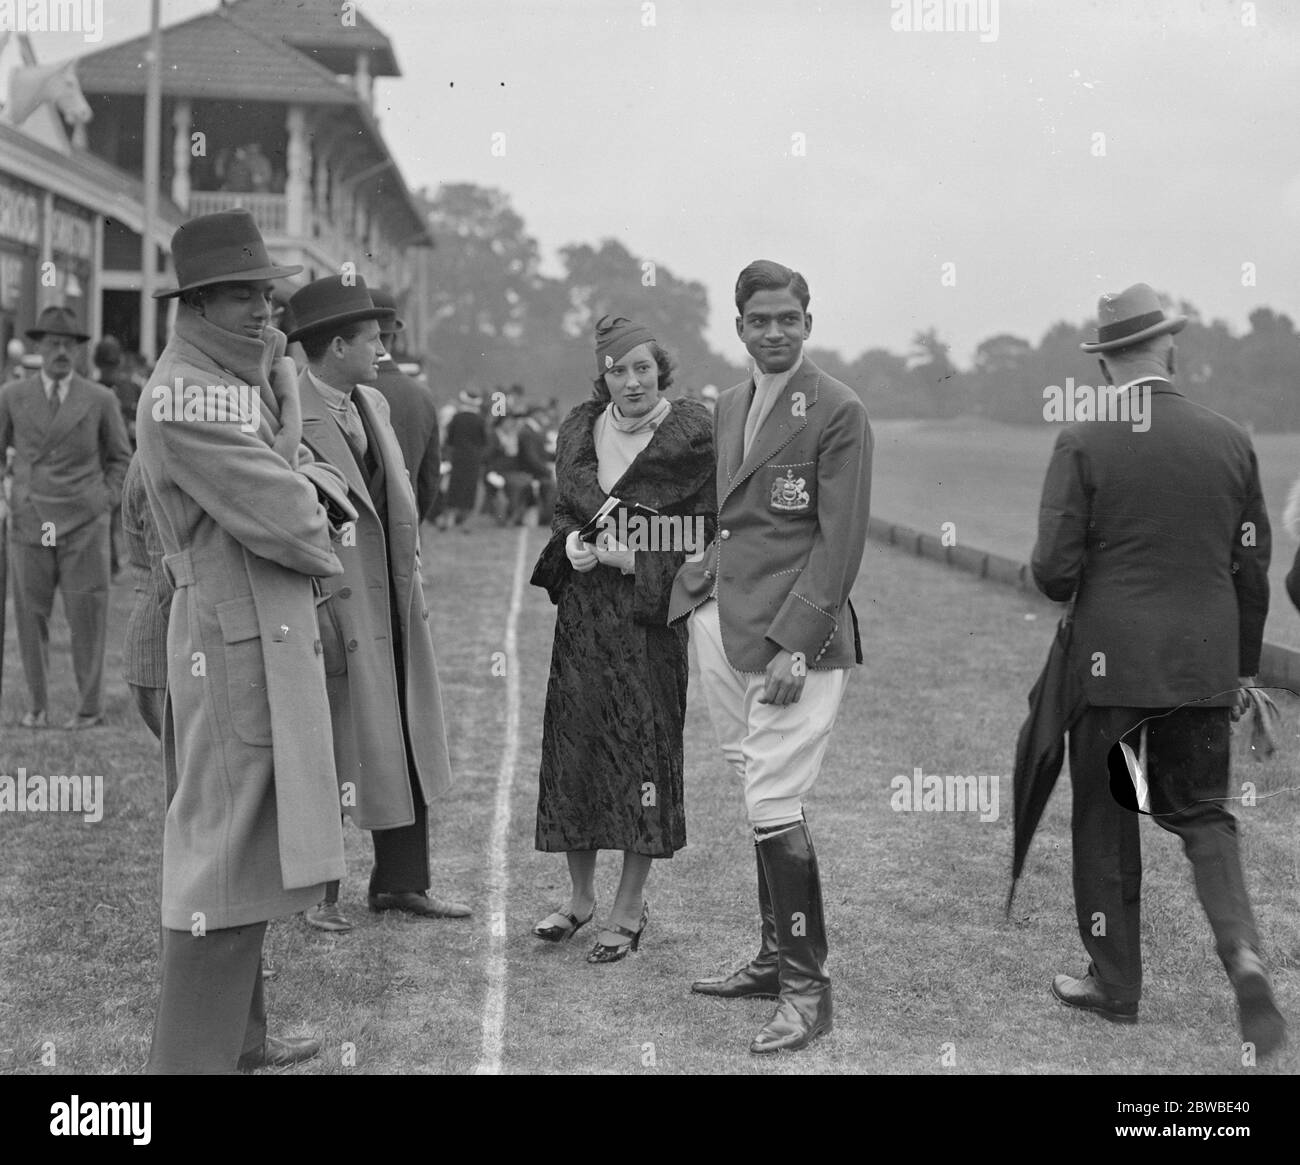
<box><xmin>531</xmin><ymin>397</ymin><xmax>715</xmax><ymax>857</ymax></box>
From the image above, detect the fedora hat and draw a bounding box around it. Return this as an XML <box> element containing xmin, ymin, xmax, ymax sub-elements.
<box><xmin>1081</xmin><ymin>283</ymin><xmax>1187</xmax><ymax>353</ymax></box>
<box><xmin>27</xmin><ymin>305</ymin><xmax>90</xmax><ymax>343</ymax></box>
<box><xmin>154</xmin><ymin>209</ymin><xmax>302</xmax><ymax>299</ymax></box>
<box><xmin>368</xmin><ymin>287</ymin><xmax>405</xmax><ymax>333</ymax></box>
<box><xmin>285</xmin><ymin>275</ymin><xmax>396</xmax><ymax>344</ymax></box>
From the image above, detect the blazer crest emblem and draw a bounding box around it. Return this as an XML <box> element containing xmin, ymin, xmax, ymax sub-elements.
<box><xmin>770</xmin><ymin>473</ymin><xmax>810</xmax><ymax>512</ymax></box>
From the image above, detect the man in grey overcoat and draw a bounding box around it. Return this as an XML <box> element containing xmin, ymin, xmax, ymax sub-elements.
<box><xmin>136</xmin><ymin>210</ymin><xmax>354</xmax><ymax>1073</ymax></box>
<box><xmin>289</xmin><ymin>275</ymin><xmax>466</xmax><ymax>931</ymax></box>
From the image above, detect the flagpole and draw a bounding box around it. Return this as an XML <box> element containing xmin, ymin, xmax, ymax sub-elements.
<box><xmin>139</xmin><ymin>0</ymin><xmax>162</xmax><ymax>360</ymax></box>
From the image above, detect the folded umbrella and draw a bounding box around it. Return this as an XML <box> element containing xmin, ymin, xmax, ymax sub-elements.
<box><xmin>1008</xmin><ymin>600</ymin><xmax>1084</xmax><ymax>915</ymax></box>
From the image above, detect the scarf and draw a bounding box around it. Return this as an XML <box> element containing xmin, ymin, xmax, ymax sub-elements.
<box><xmin>172</xmin><ymin>305</ymin><xmax>302</xmax><ymax>464</ymax></box>
<box><xmin>744</xmin><ymin>353</ymin><xmax>803</xmax><ymax>459</ymax></box>
<box><xmin>594</xmin><ymin>396</ymin><xmax>670</xmax><ymax>492</ymax></box>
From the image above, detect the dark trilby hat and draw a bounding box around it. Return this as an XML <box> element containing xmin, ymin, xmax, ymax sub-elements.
<box><xmin>27</xmin><ymin>305</ymin><xmax>90</xmax><ymax>343</ymax></box>
<box><xmin>368</xmin><ymin>287</ymin><xmax>405</xmax><ymax>333</ymax></box>
<box><xmin>1081</xmin><ymin>282</ymin><xmax>1187</xmax><ymax>353</ymax></box>
<box><xmin>154</xmin><ymin>209</ymin><xmax>302</xmax><ymax>299</ymax></box>
<box><xmin>285</xmin><ymin>275</ymin><xmax>396</xmax><ymax>344</ymax></box>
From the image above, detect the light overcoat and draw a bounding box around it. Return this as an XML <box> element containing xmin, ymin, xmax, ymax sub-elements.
<box><xmin>298</xmin><ymin>377</ymin><xmax>454</xmax><ymax>830</ymax></box>
<box><xmin>134</xmin><ymin>310</ymin><xmax>347</xmax><ymax>930</ymax></box>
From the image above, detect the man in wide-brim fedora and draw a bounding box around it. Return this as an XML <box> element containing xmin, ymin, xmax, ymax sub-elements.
<box><xmin>135</xmin><ymin>208</ymin><xmax>355</xmax><ymax>1073</ymax></box>
<box><xmin>288</xmin><ymin>274</ymin><xmax>468</xmax><ymax>934</ymax></box>
<box><xmin>1031</xmin><ymin>281</ymin><xmax>1285</xmax><ymax>1056</ymax></box>
<box><xmin>0</xmin><ymin>304</ymin><xmax>132</xmax><ymax>729</ymax></box>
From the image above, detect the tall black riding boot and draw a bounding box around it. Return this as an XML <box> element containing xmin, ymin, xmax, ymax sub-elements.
<box><xmin>750</xmin><ymin>822</ymin><xmax>832</xmax><ymax>1054</ymax></box>
<box><xmin>691</xmin><ymin>842</ymin><xmax>779</xmax><ymax>999</ymax></box>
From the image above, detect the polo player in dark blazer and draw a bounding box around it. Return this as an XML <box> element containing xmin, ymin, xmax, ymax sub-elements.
<box><xmin>1032</xmin><ymin>282</ymin><xmax>1285</xmax><ymax>1058</ymax></box>
<box><xmin>0</xmin><ymin>305</ymin><xmax>131</xmax><ymax>729</ymax></box>
<box><xmin>670</xmin><ymin>260</ymin><xmax>872</xmax><ymax>1054</ymax></box>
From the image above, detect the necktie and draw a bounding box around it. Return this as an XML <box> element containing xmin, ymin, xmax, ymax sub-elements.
<box><xmin>330</xmin><ymin>395</ymin><xmax>368</xmax><ymax>462</ymax></box>
<box><xmin>48</xmin><ymin>379</ymin><xmax>65</xmax><ymax>418</ymax></box>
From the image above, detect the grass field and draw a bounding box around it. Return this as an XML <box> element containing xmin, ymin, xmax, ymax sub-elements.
<box><xmin>1</xmin><ymin>516</ymin><xmax>1297</xmax><ymax>1076</ymax></box>
<box><xmin>873</xmin><ymin>418</ymin><xmax>1300</xmax><ymax>650</ymax></box>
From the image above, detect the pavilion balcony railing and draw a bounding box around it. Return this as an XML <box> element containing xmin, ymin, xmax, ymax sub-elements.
<box><xmin>187</xmin><ymin>190</ymin><xmax>289</xmax><ymax>235</ymax></box>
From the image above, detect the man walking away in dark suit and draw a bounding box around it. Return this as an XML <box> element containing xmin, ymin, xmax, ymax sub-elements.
<box><xmin>365</xmin><ymin>288</ymin><xmax>442</xmax><ymax>525</ymax></box>
<box><xmin>0</xmin><ymin>306</ymin><xmax>131</xmax><ymax>729</ymax></box>
<box><xmin>290</xmin><ymin>276</ymin><xmax>469</xmax><ymax>932</ymax></box>
<box><xmin>1032</xmin><ymin>282</ymin><xmax>1284</xmax><ymax>1058</ymax></box>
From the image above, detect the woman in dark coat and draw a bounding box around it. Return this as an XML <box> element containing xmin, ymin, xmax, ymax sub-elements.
<box><xmin>443</xmin><ymin>390</ymin><xmax>487</xmax><ymax>526</ymax></box>
<box><xmin>530</xmin><ymin>315</ymin><xmax>715</xmax><ymax>962</ymax></box>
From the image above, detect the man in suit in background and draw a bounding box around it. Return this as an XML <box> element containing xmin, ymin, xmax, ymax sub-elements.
<box><xmin>290</xmin><ymin>276</ymin><xmax>469</xmax><ymax>932</ymax></box>
<box><xmin>670</xmin><ymin>259</ymin><xmax>872</xmax><ymax>1055</ymax></box>
<box><xmin>365</xmin><ymin>288</ymin><xmax>442</xmax><ymax>525</ymax></box>
<box><xmin>517</xmin><ymin>405</ymin><xmax>555</xmax><ymax>525</ymax></box>
<box><xmin>1032</xmin><ymin>282</ymin><xmax>1285</xmax><ymax>1057</ymax></box>
<box><xmin>0</xmin><ymin>306</ymin><xmax>131</xmax><ymax>728</ymax></box>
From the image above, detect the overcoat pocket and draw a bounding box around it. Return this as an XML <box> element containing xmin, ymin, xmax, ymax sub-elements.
<box><xmin>215</xmin><ymin>595</ymin><xmax>273</xmax><ymax>746</ymax></box>
<box><xmin>314</xmin><ymin>590</ymin><xmax>349</xmax><ymax>678</ymax></box>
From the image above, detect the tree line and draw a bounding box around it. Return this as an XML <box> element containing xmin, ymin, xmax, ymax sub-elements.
<box><xmin>417</xmin><ymin>183</ymin><xmax>1300</xmax><ymax>430</ymax></box>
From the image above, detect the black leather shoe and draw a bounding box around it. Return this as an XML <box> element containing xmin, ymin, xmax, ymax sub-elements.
<box><xmin>751</xmin><ymin>990</ymin><xmax>833</xmax><ymax>1054</ymax></box>
<box><xmin>749</xmin><ymin>823</ymin><xmax>833</xmax><ymax>1054</ymax></box>
<box><xmin>368</xmin><ymin>890</ymin><xmax>471</xmax><ymax>919</ymax></box>
<box><xmin>1225</xmin><ymin>947</ymin><xmax>1286</xmax><ymax>1057</ymax></box>
<box><xmin>1051</xmin><ymin>972</ymin><xmax>1138</xmax><ymax>1024</ymax></box>
<box><xmin>237</xmin><ymin>1035</ymin><xmax>320</xmax><ymax>1071</ymax></box>
<box><xmin>693</xmin><ymin>843</ymin><xmax>779</xmax><ymax>999</ymax></box>
<box><xmin>304</xmin><ymin>901</ymin><xmax>354</xmax><ymax>932</ymax></box>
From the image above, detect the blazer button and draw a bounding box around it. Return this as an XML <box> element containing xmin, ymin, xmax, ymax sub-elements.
<box><xmin>314</xmin><ymin>639</ymin><xmax>323</xmax><ymax>655</ymax></box>
<box><xmin>347</xmin><ymin>639</ymin><xmax>358</xmax><ymax>651</ymax></box>
<box><xmin>422</xmin><ymin>608</ymin><xmax>429</xmax><ymax>620</ymax></box>
<box><xmin>338</xmin><ymin>586</ymin><xmax>352</xmax><ymax>599</ymax></box>
<box><xmin>720</xmin><ymin>530</ymin><xmax>731</xmax><ymax>540</ymax></box>
<box><xmin>703</xmin><ymin>570</ymin><xmax>713</xmax><ymax>580</ymax></box>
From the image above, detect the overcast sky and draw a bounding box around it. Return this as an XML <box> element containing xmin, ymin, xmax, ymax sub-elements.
<box><xmin>30</xmin><ymin>0</ymin><xmax>1300</xmax><ymax>366</ymax></box>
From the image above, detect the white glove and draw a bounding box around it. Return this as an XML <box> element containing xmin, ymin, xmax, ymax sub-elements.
<box><xmin>565</xmin><ymin>529</ymin><xmax>598</xmax><ymax>572</ymax></box>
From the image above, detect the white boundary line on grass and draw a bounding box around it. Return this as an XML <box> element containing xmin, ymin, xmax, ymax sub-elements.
<box><xmin>474</xmin><ymin>526</ymin><xmax>529</xmax><ymax>1075</ymax></box>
